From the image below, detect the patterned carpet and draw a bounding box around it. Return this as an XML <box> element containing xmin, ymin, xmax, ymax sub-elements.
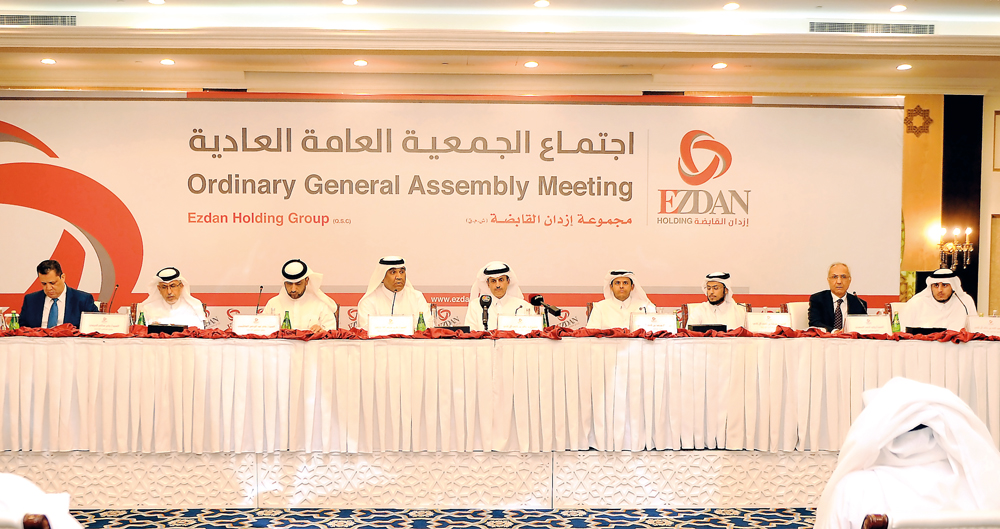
<box><xmin>74</xmin><ymin>508</ymin><xmax>815</xmax><ymax>529</ymax></box>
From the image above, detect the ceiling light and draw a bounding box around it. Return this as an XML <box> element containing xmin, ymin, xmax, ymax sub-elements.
<box><xmin>524</xmin><ymin>61</ymin><xmax>539</xmax><ymax>68</ymax></box>
<box><xmin>148</xmin><ymin>0</ymin><xmax>165</xmax><ymax>4</ymax></box>
<box><xmin>40</xmin><ymin>58</ymin><xmax>56</xmax><ymax>65</ymax></box>
<box><xmin>534</xmin><ymin>0</ymin><xmax>550</xmax><ymax>6</ymax></box>
<box><xmin>160</xmin><ymin>58</ymin><xmax>175</xmax><ymax>65</ymax></box>
<box><xmin>890</xmin><ymin>5</ymin><xmax>906</xmax><ymax>12</ymax></box>
<box><xmin>343</xmin><ymin>0</ymin><xmax>358</xmax><ymax>4</ymax></box>
<box><xmin>896</xmin><ymin>64</ymin><xmax>912</xmax><ymax>70</ymax></box>
<box><xmin>712</xmin><ymin>62</ymin><xmax>728</xmax><ymax>69</ymax></box>
<box><xmin>723</xmin><ymin>3</ymin><xmax>740</xmax><ymax>10</ymax></box>
<box><xmin>354</xmin><ymin>59</ymin><xmax>368</xmax><ymax>67</ymax></box>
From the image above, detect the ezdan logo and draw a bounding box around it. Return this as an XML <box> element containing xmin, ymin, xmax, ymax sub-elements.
<box><xmin>555</xmin><ymin>308</ymin><xmax>580</xmax><ymax>329</ymax></box>
<box><xmin>677</xmin><ymin>130</ymin><xmax>732</xmax><ymax>186</ymax></box>
<box><xmin>658</xmin><ymin>130</ymin><xmax>749</xmax><ymax>218</ymax></box>
<box><xmin>0</xmin><ymin>121</ymin><xmax>143</xmax><ymax>307</ymax></box>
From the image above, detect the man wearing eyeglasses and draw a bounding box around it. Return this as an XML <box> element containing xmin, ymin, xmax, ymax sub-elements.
<box><xmin>808</xmin><ymin>262</ymin><xmax>868</xmax><ymax>333</ymax></box>
<box><xmin>19</xmin><ymin>259</ymin><xmax>98</xmax><ymax>328</ymax></box>
<box><xmin>138</xmin><ymin>267</ymin><xmax>207</xmax><ymax>328</ymax></box>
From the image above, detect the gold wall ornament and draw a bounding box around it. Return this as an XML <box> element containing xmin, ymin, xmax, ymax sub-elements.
<box><xmin>904</xmin><ymin>105</ymin><xmax>933</xmax><ymax>137</ymax></box>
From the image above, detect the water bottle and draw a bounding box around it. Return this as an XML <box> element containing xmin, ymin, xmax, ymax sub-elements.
<box><xmin>281</xmin><ymin>311</ymin><xmax>292</xmax><ymax>330</ymax></box>
<box><xmin>416</xmin><ymin>312</ymin><xmax>427</xmax><ymax>332</ymax></box>
<box><xmin>9</xmin><ymin>311</ymin><xmax>19</xmax><ymax>330</ymax></box>
<box><xmin>891</xmin><ymin>313</ymin><xmax>900</xmax><ymax>333</ymax></box>
<box><xmin>137</xmin><ymin>311</ymin><xmax>146</xmax><ymax>326</ymax></box>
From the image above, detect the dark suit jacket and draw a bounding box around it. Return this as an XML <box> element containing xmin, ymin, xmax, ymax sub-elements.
<box><xmin>808</xmin><ymin>290</ymin><xmax>868</xmax><ymax>331</ymax></box>
<box><xmin>20</xmin><ymin>287</ymin><xmax>98</xmax><ymax>328</ymax></box>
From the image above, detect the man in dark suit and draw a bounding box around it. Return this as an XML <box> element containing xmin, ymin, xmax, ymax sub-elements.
<box><xmin>20</xmin><ymin>260</ymin><xmax>98</xmax><ymax>328</ymax></box>
<box><xmin>808</xmin><ymin>262</ymin><xmax>868</xmax><ymax>332</ymax></box>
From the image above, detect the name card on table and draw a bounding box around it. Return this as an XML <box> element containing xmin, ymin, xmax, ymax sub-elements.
<box><xmin>744</xmin><ymin>312</ymin><xmax>791</xmax><ymax>334</ymax></box>
<box><xmin>80</xmin><ymin>312</ymin><xmax>130</xmax><ymax>334</ymax></box>
<box><xmin>232</xmin><ymin>314</ymin><xmax>280</xmax><ymax>335</ymax></box>
<box><xmin>497</xmin><ymin>315</ymin><xmax>544</xmax><ymax>334</ymax></box>
<box><xmin>368</xmin><ymin>315</ymin><xmax>414</xmax><ymax>336</ymax></box>
<box><xmin>966</xmin><ymin>316</ymin><xmax>1000</xmax><ymax>337</ymax></box>
<box><xmin>630</xmin><ymin>313</ymin><xmax>678</xmax><ymax>333</ymax></box>
<box><xmin>844</xmin><ymin>314</ymin><xmax>892</xmax><ymax>334</ymax></box>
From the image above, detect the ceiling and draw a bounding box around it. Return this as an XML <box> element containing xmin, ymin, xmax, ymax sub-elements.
<box><xmin>3</xmin><ymin>1</ymin><xmax>1000</xmax><ymax>95</ymax></box>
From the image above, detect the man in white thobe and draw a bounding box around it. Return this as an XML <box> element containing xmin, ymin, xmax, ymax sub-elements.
<box><xmin>357</xmin><ymin>256</ymin><xmax>430</xmax><ymax>331</ymax></box>
<box><xmin>900</xmin><ymin>268</ymin><xmax>976</xmax><ymax>332</ymax></box>
<box><xmin>815</xmin><ymin>377</ymin><xmax>1000</xmax><ymax>529</ymax></box>
<box><xmin>263</xmin><ymin>259</ymin><xmax>339</xmax><ymax>331</ymax></box>
<box><xmin>685</xmin><ymin>272</ymin><xmax>747</xmax><ymax>330</ymax></box>
<box><xmin>137</xmin><ymin>267</ymin><xmax>206</xmax><ymax>328</ymax></box>
<box><xmin>586</xmin><ymin>269</ymin><xmax>656</xmax><ymax>329</ymax></box>
<box><xmin>0</xmin><ymin>473</ymin><xmax>83</xmax><ymax>529</ymax></box>
<box><xmin>464</xmin><ymin>261</ymin><xmax>534</xmax><ymax>331</ymax></box>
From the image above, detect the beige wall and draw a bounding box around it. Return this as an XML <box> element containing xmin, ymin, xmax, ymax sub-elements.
<box><xmin>901</xmin><ymin>95</ymin><xmax>944</xmax><ymax>272</ymax></box>
<box><xmin>981</xmin><ymin>98</ymin><xmax>1000</xmax><ymax>314</ymax></box>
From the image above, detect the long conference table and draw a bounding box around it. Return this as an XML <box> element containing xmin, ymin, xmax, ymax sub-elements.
<box><xmin>2</xmin><ymin>327</ymin><xmax>999</xmax><ymax>456</ymax></box>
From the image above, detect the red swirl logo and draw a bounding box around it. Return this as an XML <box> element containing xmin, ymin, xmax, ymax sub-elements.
<box><xmin>558</xmin><ymin>309</ymin><xmax>569</xmax><ymax>322</ymax></box>
<box><xmin>1</xmin><ymin>120</ymin><xmax>143</xmax><ymax>307</ymax></box>
<box><xmin>437</xmin><ymin>309</ymin><xmax>452</xmax><ymax>321</ymax></box>
<box><xmin>348</xmin><ymin>308</ymin><xmax>359</xmax><ymax>322</ymax></box>
<box><xmin>677</xmin><ymin>130</ymin><xmax>732</xmax><ymax>186</ymax></box>
<box><xmin>227</xmin><ymin>308</ymin><xmax>241</xmax><ymax>319</ymax></box>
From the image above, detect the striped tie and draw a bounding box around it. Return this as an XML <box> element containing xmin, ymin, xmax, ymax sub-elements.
<box><xmin>834</xmin><ymin>298</ymin><xmax>843</xmax><ymax>330</ymax></box>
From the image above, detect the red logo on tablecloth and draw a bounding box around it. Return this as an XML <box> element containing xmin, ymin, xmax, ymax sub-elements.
<box><xmin>677</xmin><ymin>130</ymin><xmax>732</xmax><ymax>186</ymax></box>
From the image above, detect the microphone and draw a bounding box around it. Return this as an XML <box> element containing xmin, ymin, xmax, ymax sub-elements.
<box><xmin>480</xmin><ymin>294</ymin><xmax>493</xmax><ymax>330</ymax></box>
<box><xmin>852</xmin><ymin>291</ymin><xmax>867</xmax><ymax>311</ymax></box>
<box><xmin>254</xmin><ymin>285</ymin><xmax>264</xmax><ymax>314</ymax></box>
<box><xmin>529</xmin><ymin>294</ymin><xmax>562</xmax><ymax>317</ymax></box>
<box><xmin>107</xmin><ymin>284</ymin><xmax>119</xmax><ymax>313</ymax></box>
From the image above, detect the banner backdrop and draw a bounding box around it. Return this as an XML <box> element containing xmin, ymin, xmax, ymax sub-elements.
<box><xmin>0</xmin><ymin>95</ymin><xmax>903</xmax><ymax>324</ymax></box>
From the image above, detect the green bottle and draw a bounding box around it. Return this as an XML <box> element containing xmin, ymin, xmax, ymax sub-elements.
<box><xmin>542</xmin><ymin>309</ymin><xmax>550</xmax><ymax>328</ymax></box>
<box><xmin>416</xmin><ymin>312</ymin><xmax>427</xmax><ymax>331</ymax></box>
<box><xmin>892</xmin><ymin>312</ymin><xmax>901</xmax><ymax>333</ymax></box>
<box><xmin>281</xmin><ymin>310</ymin><xmax>292</xmax><ymax>330</ymax></box>
<box><xmin>137</xmin><ymin>311</ymin><xmax>146</xmax><ymax>326</ymax></box>
<box><xmin>9</xmin><ymin>311</ymin><xmax>19</xmax><ymax>330</ymax></box>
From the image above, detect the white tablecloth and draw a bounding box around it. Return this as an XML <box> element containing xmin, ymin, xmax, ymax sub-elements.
<box><xmin>1</xmin><ymin>336</ymin><xmax>997</xmax><ymax>453</ymax></box>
